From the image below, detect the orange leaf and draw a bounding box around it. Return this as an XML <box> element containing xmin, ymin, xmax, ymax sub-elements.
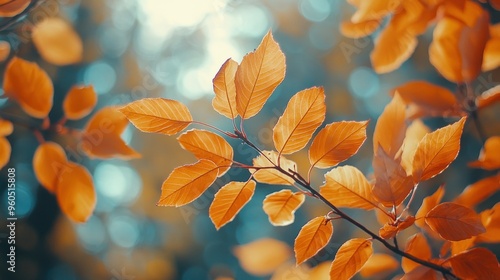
<box><xmin>425</xmin><ymin>202</ymin><xmax>485</xmax><ymax>241</ymax></box>
<box><xmin>469</xmin><ymin>136</ymin><xmax>500</xmax><ymax>170</ymax></box>
<box><xmin>262</xmin><ymin>189</ymin><xmax>305</xmax><ymax>226</ymax></box>
<box><xmin>350</xmin><ymin>0</ymin><xmax>402</xmax><ymax>22</ymax></box>
<box><xmin>482</xmin><ymin>25</ymin><xmax>500</xmax><ymax>71</ymax></box>
<box><xmin>477</xmin><ymin>203</ymin><xmax>500</xmax><ymax>243</ymax></box>
<box><xmin>401</xmin><ymin>266</ymin><xmax>437</xmax><ymax>280</ymax></box>
<box><xmin>209</xmin><ymin>180</ymin><xmax>256</xmax><ymax>230</ymax></box>
<box><xmin>448</xmin><ymin>248</ymin><xmax>500</xmax><ymax>279</ymax></box>
<box><xmin>294</xmin><ymin>216</ymin><xmax>333</xmax><ymax>265</ymax></box>
<box><xmin>401</xmin><ymin>120</ymin><xmax>430</xmax><ymax>174</ymax></box>
<box><xmin>31</xmin><ymin>17</ymin><xmax>83</xmax><ymax>66</ymax></box>
<box><xmin>273</xmin><ymin>87</ymin><xmax>325</xmax><ymax>154</ymax></box>
<box><xmin>415</xmin><ymin>185</ymin><xmax>445</xmax><ymax>228</ymax></box>
<box><xmin>177</xmin><ymin>129</ymin><xmax>233</xmax><ymax>176</ymax></box>
<box><xmin>82</xmin><ymin>106</ymin><xmax>140</xmax><ymax>159</ymax></box>
<box><xmin>63</xmin><ymin>85</ymin><xmax>98</xmax><ymax>120</ymax></box>
<box><xmin>309</xmin><ymin>120</ymin><xmax>368</xmax><ymax>169</ymax></box>
<box><xmin>212</xmin><ymin>58</ymin><xmax>238</xmax><ymax>119</ymax></box>
<box><xmin>379</xmin><ymin>216</ymin><xmax>415</xmax><ymax>239</ymax></box>
<box><xmin>454</xmin><ymin>174</ymin><xmax>500</xmax><ymax>208</ymax></box>
<box><xmin>250</xmin><ymin>150</ymin><xmax>296</xmax><ymax>186</ymax></box>
<box><xmin>340</xmin><ymin>19</ymin><xmax>381</xmax><ymax>38</ymax></box>
<box><xmin>235</xmin><ymin>31</ymin><xmax>286</xmax><ymax>119</ymax></box>
<box><xmin>451</xmin><ymin>237</ymin><xmax>476</xmax><ymax>256</ymax></box>
<box><xmin>0</xmin><ymin>119</ymin><xmax>13</xmax><ymax>136</ymax></box>
<box><xmin>0</xmin><ymin>137</ymin><xmax>11</xmax><ymax>170</ymax></box>
<box><xmin>329</xmin><ymin>238</ymin><xmax>373</xmax><ymax>280</ymax></box>
<box><xmin>119</xmin><ymin>98</ymin><xmax>192</xmax><ymax>135</ymax></box>
<box><xmin>412</xmin><ymin>117</ymin><xmax>466</xmax><ymax>182</ymax></box>
<box><xmin>359</xmin><ymin>253</ymin><xmax>399</xmax><ymax>278</ymax></box>
<box><xmin>56</xmin><ymin>162</ymin><xmax>96</xmax><ymax>223</ymax></box>
<box><xmin>373</xmin><ymin>93</ymin><xmax>407</xmax><ymax>158</ymax></box>
<box><xmin>33</xmin><ymin>142</ymin><xmax>68</xmax><ymax>193</ymax></box>
<box><xmin>157</xmin><ymin>159</ymin><xmax>219</xmax><ymax>207</ymax></box>
<box><xmin>233</xmin><ymin>238</ymin><xmax>291</xmax><ymax>276</ymax></box>
<box><xmin>477</xmin><ymin>85</ymin><xmax>500</xmax><ymax>110</ymax></box>
<box><xmin>429</xmin><ymin>2</ymin><xmax>489</xmax><ymax>83</ymax></box>
<box><xmin>0</xmin><ymin>0</ymin><xmax>30</xmax><ymax>17</ymax></box>
<box><xmin>402</xmin><ymin>233</ymin><xmax>432</xmax><ymax>273</ymax></box>
<box><xmin>371</xmin><ymin>25</ymin><xmax>417</xmax><ymax>74</ymax></box>
<box><xmin>320</xmin><ymin>165</ymin><xmax>377</xmax><ymax>210</ymax></box>
<box><xmin>0</xmin><ymin>40</ymin><xmax>10</xmax><ymax>62</ymax></box>
<box><xmin>3</xmin><ymin>57</ymin><xmax>53</xmax><ymax>118</ymax></box>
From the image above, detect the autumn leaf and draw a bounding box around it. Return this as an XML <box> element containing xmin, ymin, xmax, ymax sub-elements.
<box><xmin>401</xmin><ymin>266</ymin><xmax>437</xmax><ymax>280</ymax></box>
<box><xmin>209</xmin><ymin>180</ymin><xmax>256</xmax><ymax>230</ymax></box>
<box><xmin>0</xmin><ymin>0</ymin><xmax>30</xmax><ymax>17</ymax></box>
<box><xmin>425</xmin><ymin>202</ymin><xmax>485</xmax><ymax>241</ymax></box>
<box><xmin>373</xmin><ymin>93</ymin><xmax>407</xmax><ymax>158</ymax></box>
<box><xmin>63</xmin><ymin>85</ymin><xmax>98</xmax><ymax>120</ymax></box>
<box><xmin>250</xmin><ymin>150</ymin><xmax>296</xmax><ymax>186</ymax></box>
<box><xmin>309</xmin><ymin>120</ymin><xmax>368</xmax><ymax>169</ymax></box>
<box><xmin>0</xmin><ymin>41</ymin><xmax>10</xmax><ymax>62</ymax></box>
<box><xmin>379</xmin><ymin>216</ymin><xmax>415</xmax><ymax>239</ymax></box>
<box><xmin>233</xmin><ymin>238</ymin><xmax>291</xmax><ymax>276</ymax></box>
<box><xmin>412</xmin><ymin>117</ymin><xmax>466</xmax><ymax>182</ymax></box>
<box><xmin>32</xmin><ymin>17</ymin><xmax>83</xmax><ymax>66</ymax></box>
<box><xmin>119</xmin><ymin>98</ymin><xmax>193</xmax><ymax>135</ymax></box>
<box><xmin>33</xmin><ymin>142</ymin><xmax>68</xmax><ymax>193</ymax></box>
<box><xmin>447</xmin><ymin>248</ymin><xmax>500</xmax><ymax>279</ymax></box>
<box><xmin>469</xmin><ymin>136</ymin><xmax>500</xmax><ymax>170</ymax></box>
<box><xmin>56</xmin><ymin>162</ymin><xmax>96</xmax><ymax>223</ymax></box>
<box><xmin>0</xmin><ymin>119</ymin><xmax>13</xmax><ymax>136</ymax></box>
<box><xmin>415</xmin><ymin>185</ymin><xmax>445</xmax><ymax>228</ymax></box>
<box><xmin>477</xmin><ymin>203</ymin><xmax>500</xmax><ymax>243</ymax></box>
<box><xmin>350</xmin><ymin>0</ymin><xmax>401</xmax><ymax>23</ymax></box>
<box><xmin>454</xmin><ymin>174</ymin><xmax>500</xmax><ymax>208</ymax></box>
<box><xmin>262</xmin><ymin>189</ymin><xmax>305</xmax><ymax>226</ymax></box>
<box><xmin>371</xmin><ymin>24</ymin><xmax>417</xmax><ymax>74</ymax></box>
<box><xmin>3</xmin><ymin>57</ymin><xmax>53</xmax><ymax>118</ymax></box>
<box><xmin>0</xmin><ymin>137</ymin><xmax>11</xmax><ymax>170</ymax></box>
<box><xmin>451</xmin><ymin>237</ymin><xmax>476</xmax><ymax>256</ymax></box>
<box><xmin>483</xmin><ymin>24</ymin><xmax>500</xmax><ymax>71</ymax></box>
<box><xmin>359</xmin><ymin>254</ymin><xmax>399</xmax><ymax>278</ymax></box>
<box><xmin>235</xmin><ymin>31</ymin><xmax>286</xmax><ymax>119</ymax></box>
<box><xmin>294</xmin><ymin>216</ymin><xmax>333</xmax><ymax>265</ymax></box>
<box><xmin>402</xmin><ymin>233</ymin><xmax>432</xmax><ymax>273</ymax></box>
<box><xmin>157</xmin><ymin>159</ymin><xmax>219</xmax><ymax>207</ymax></box>
<box><xmin>401</xmin><ymin>120</ymin><xmax>430</xmax><ymax>174</ymax></box>
<box><xmin>320</xmin><ymin>165</ymin><xmax>377</xmax><ymax>210</ymax></box>
<box><xmin>177</xmin><ymin>129</ymin><xmax>233</xmax><ymax>176</ymax></box>
<box><xmin>340</xmin><ymin>19</ymin><xmax>381</xmax><ymax>38</ymax></box>
<box><xmin>212</xmin><ymin>58</ymin><xmax>238</xmax><ymax>119</ymax></box>
<box><xmin>477</xmin><ymin>85</ymin><xmax>500</xmax><ymax>110</ymax></box>
<box><xmin>273</xmin><ymin>86</ymin><xmax>325</xmax><ymax>155</ymax></box>
<box><xmin>330</xmin><ymin>238</ymin><xmax>373</xmax><ymax>280</ymax></box>
<box><xmin>82</xmin><ymin>106</ymin><xmax>140</xmax><ymax>159</ymax></box>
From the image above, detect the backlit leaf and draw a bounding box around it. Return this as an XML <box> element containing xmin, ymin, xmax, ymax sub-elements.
<box><xmin>63</xmin><ymin>85</ymin><xmax>98</xmax><ymax>120</ymax></box>
<box><xmin>119</xmin><ymin>98</ymin><xmax>192</xmax><ymax>135</ymax></box>
<box><xmin>425</xmin><ymin>202</ymin><xmax>485</xmax><ymax>241</ymax></box>
<box><xmin>33</xmin><ymin>142</ymin><xmax>68</xmax><ymax>193</ymax></box>
<box><xmin>82</xmin><ymin>106</ymin><xmax>140</xmax><ymax>159</ymax></box>
<box><xmin>454</xmin><ymin>174</ymin><xmax>500</xmax><ymax>208</ymax></box>
<box><xmin>415</xmin><ymin>185</ymin><xmax>445</xmax><ymax>228</ymax></box>
<box><xmin>340</xmin><ymin>19</ymin><xmax>381</xmax><ymax>38</ymax></box>
<box><xmin>350</xmin><ymin>0</ymin><xmax>402</xmax><ymax>22</ymax></box>
<box><xmin>235</xmin><ymin>31</ymin><xmax>286</xmax><ymax>119</ymax></box>
<box><xmin>0</xmin><ymin>119</ymin><xmax>13</xmax><ymax>136</ymax></box>
<box><xmin>209</xmin><ymin>180</ymin><xmax>256</xmax><ymax>230</ymax></box>
<box><xmin>177</xmin><ymin>129</ymin><xmax>233</xmax><ymax>176</ymax></box>
<box><xmin>56</xmin><ymin>162</ymin><xmax>96</xmax><ymax>223</ymax></box>
<box><xmin>0</xmin><ymin>137</ymin><xmax>11</xmax><ymax>170</ymax></box>
<box><xmin>448</xmin><ymin>248</ymin><xmax>500</xmax><ymax>279</ymax></box>
<box><xmin>212</xmin><ymin>58</ymin><xmax>238</xmax><ymax>119</ymax></box>
<box><xmin>233</xmin><ymin>238</ymin><xmax>291</xmax><ymax>276</ymax></box>
<box><xmin>320</xmin><ymin>165</ymin><xmax>377</xmax><ymax>210</ymax></box>
<box><xmin>360</xmin><ymin>254</ymin><xmax>398</xmax><ymax>277</ymax></box>
<box><xmin>373</xmin><ymin>93</ymin><xmax>407</xmax><ymax>158</ymax></box>
<box><xmin>401</xmin><ymin>120</ymin><xmax>430</xmax><ymax>174</ymax></box>
<box><xmin>250</xmin><ymin>150</ymin><xmax>296</xmax><ymax>186</ymax></box>
<box><xmin>371</xmin><ymin>25</ymin><xmax>417</xmax><ymax>74</ymax></box>
<box><xmin>469</xmin><ymin>136</ymin><xmax>500</xmax><ymax>170</ymax></box>
<box><xmin>262</xmin><ymin>189</ymin><xmax>305</xmax><ymax>226</ymax></box>
<box><xmin>402</xmin><ymin>233</ymin><xmax>432</xmax><ymax>273</ymax></box>
<box><xmin>32</xmin><ymin>17</ymin><xmax>83</xmax><ymax>66</ymax></box>
<box><xmin>329</xmin><ymin>238</ymin><xmax>373</xmax><ymax>280</ymax></box>
<box><xmin>477</xmin><ymin>85</ymin><xmax>500</xmax><ymax>110</ymax></box>
<box><xmin>0</xmin><ymin>0</ymin><xmax>30</xmax><ymax>17</ymax></box>
<box><xmin>157</xmin><ymin>159</ymin><xmax>219</xmax><ymax>207</ymax></box>
<box><xmin>294</xmin><ymin>216</ymin><xmax>333</xmax><ymax>265</ymax></box>
<box><xmin>309</xmin><ymin>120</ymin><xmax>368</xmax><ymax>169</ymax></box>
<box><xmin>477</xmin><ymin>203</ymin><xmax>500</xmax><ymax>243</ymax></box>
<box><xmin>273</xmin><ymin>87</ymin><xmax>325</xmax><ymax>155</ymax></box>
<box><xmin>3</xmin><ymin>57</ymin><xmax>53</xmax><ymax>118</ymax></box>
<box><xmin>379</xmin><ymin>216</ymin><xmax>415</xmax><ymax>239</ymax></box>
<box><xmin>412</xmin><ymin>117</ymin><xmax>466</xmax><ymax>182</ymax></box>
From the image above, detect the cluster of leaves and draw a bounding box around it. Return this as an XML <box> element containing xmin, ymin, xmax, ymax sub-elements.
<box><xmin>121</xmin><ymin>31</ymin><xmax>500</xmax><ymax>279</ymax></box>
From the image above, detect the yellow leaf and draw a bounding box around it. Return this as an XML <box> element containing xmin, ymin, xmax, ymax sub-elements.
<box><xmin>454</xmin><ymin>174</ymin><xmax>500</xmax><ymax>208</ymax></box>
<box><xmin>3</xmin><ymin>57</ymin><xmax>53</xmax><ymax>118</ymax></box>
<box><xmin>177</xmin><ymin>129</ymin><xmax>233</xmax><ymax>176</ymax></box>
<box><xmin>309</xmin><ymin>120</ymin><xmax>368</xmax><ymax>169</ymax></box>
<box><xmin>340</xmin><ymin>19</ymin><xmax>381</xmax><ymax>38</ymax></box>
<box><xmin>31</xmin><ymin>17</ymin><xmax>83</xmax><ymax>66</ymax></box>
<box><xmin>157</xmin><ymin>159</ymin><xmax>219</xmax><ymax>207</ymax></box>
<box><xmin>56</xmin><ymin>162</ymin><xmax>96</xmax><ymax>223</ymax></box>
<box><xmin>412</xmin><ymin>117</ymin><xmax>466</xmax><ymax>182</ymax></box>
<box><xmin>425</xmin><ymin>202</ymin><xmax>485</xmax><ymax>241</ymax></box>
<box><xmin>329</xmin><ymin>238</ymin><xmax>373</xmax><ymax>280</ymax></box>
<box><xmin>262</xmin><ymin>189</ymin><xmax>305</xmax><ymax>226</ymax></box>
<box><xmin>448</xmin><ymin>248</ymin><xmax>500</xmax><ymax>279</ymax></box>
<box><xmin>119</xmin><ymin>98</ymin><xmax>192</xmax><ymax>135</ymax></box>
<box><xmin>415</xmin><ymin>185</ymin><xmax>445</xmax><ymax>228</ymax></box>
<box><xmin>273</xmin><ymin>87</ymin><xmax>325</xmax><ymax>155</ymax></box>
<box><xmin>33</xmin><ymin>142</ymin><xmax>68</xmax><ymax>193</ymax></box>
<box><xmin>212</xmin><ymin>58</ymin><xmax>238</xmax><ymax>119</ymax></box>
<box><xmin>235</xmin><ymin>31</ymin><xmax>286</xmax><ymax>119</ymax></box>
<box><xmin>402</xmin><ymin>233</ymin><xmax>432</xmax><ymax>273</ymax></box>
<box><xmin>373</xmin><ymin>93</ymin><xmax>407</xmax><ymax>158</ymax></box>
<box><xmin>63</xmin><ymin>85</ymin><xmax>98</xmax><ymax>120</ymax></box>
<box><xmin>320</xmin><ymin>165</ymin><xmax>377</xmax><ymax>210</ymax></box>
<box><xmin>0</xmin><ymin>137</ymin><xmax>11</xmax><ymax>170</ymax></box>
<box><xmin>360</xmin><ymin>254</ymin><xmax>399</xmax><ymax>277</ymax></box>
<box><xmin>82</xmin><ymin>106</ymin><xmax>140</xmax><ymax>159</ymax></box>
<box><xmin>209</xmin><ymin>180</ymin><xmax>256</xmax><ymax>230</ymax></box>
<box><xmin>294</xmin><ymin>216</ymin><xmax>333</xmax><ymax>265</ymax></box>
<box><xmin>0</xmin><ymin>0</ymin><xmax>30</xmax><ymax>17</ymax></box>
<box><xmin>233</xmin><ymin>238</ymin><xmax>291</xmax><ymax>276</ymax></box>
<box><xmin>401</xmin><ymin>120</ymin><xmax>430</xmax><ymax>174</ymax></box>
<box><xmin>0</xmin><ymin>119</ymin><xmax>13</xmax><ymax>136</ymax></box>
<box><xmin>250</xmin><ymin>150</ymin><xmax>297</xmax><ymax>186</ymax></box>
<box><xmin>469</xmin><ymin>136</ymin><xmax>500</xmax><ymax>170</ymax></box>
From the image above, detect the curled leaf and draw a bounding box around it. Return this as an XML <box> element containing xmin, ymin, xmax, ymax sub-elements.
<box><xmin>63</xmin><ymin>85</ymin><xmax>98</xmax><ymax>120</ymax></box>
<box><xmin>262</xmin><ymin>189</ymin><xmax>305</xmax><ymax>226</ymax></box>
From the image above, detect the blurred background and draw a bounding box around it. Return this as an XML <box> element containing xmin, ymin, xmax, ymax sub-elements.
<box><xmin>0</xmin><ymin>0</ymin><xmax>499</xmax><ymax>279</ymax></box>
